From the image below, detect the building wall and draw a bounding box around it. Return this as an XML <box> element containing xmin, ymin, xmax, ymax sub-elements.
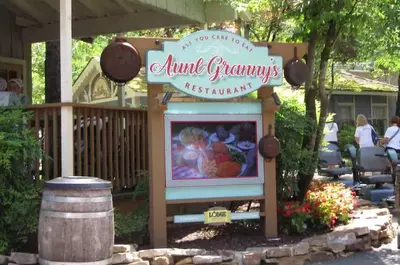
<box><xmin>329</xmin><ymin>94</ymin><xmax>396</xmax><ymax>135</ymax></box>
<box><xmin>0</xmin><ymin>9</ymin><xmax>23</xmax><ymax>59</ymax></box>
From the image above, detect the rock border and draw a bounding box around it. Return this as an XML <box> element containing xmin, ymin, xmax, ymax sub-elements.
<box><xmin>1</xmin><ymin>205</ymin><xmax>396</xmax><ymax>265</ymax></box>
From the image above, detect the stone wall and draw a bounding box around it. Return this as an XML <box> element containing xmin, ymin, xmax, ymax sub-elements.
<box><xmin>0</xmin><ymin>207</ymin><xmax>396</xmax><ymax>265</ymax></box>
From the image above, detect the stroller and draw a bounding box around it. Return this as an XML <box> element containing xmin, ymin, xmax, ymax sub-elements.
<box><xmin>318</xmin><ymin>143</ymin><xmax>352</xmax><ymax>180</ymax></box>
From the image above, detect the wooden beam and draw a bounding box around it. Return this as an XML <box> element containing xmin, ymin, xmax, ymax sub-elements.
<box><xmin>22</xmin><ymin>11</ymin><xmax>194</xmax><ymax>43</ymax></box>
<box><xmin>16</xmin><ymin>16</ymin><xmax>36</xmax><ymax>27</ymax></box>
<box><xmin>12</xmin><ymin>0</ymin><xmax>48</xmax><ymax>24</ymax></box>
<box><xmin>43</xmin><ymin>0</ymin><xmax>60</xmax><ymax>12</ymax></box>
<box><xmin>78</xmin><ymin>0</ymin><xmax>105</xmax><ymax>17</ymax></box>
<box><xmin>114</xmin><ymin>0</ymin><xmax>137</xmax><ymax>13</ymax></box>
<box><xmin>125</xmin><ymin>37</ymin><xmax>308</xmax><ymax>66</ymax></box>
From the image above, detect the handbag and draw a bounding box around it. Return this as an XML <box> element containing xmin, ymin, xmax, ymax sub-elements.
<box><xmin>370</xmin><ymin>126</ymin><xmax>379</xmax><ymax>145</ymax></box>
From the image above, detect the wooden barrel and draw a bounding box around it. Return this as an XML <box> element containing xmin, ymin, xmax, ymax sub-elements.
<box><xmin>38</xmin><ymin>176</ymin><xmax>114</xmax><ymax>265</ymax></box>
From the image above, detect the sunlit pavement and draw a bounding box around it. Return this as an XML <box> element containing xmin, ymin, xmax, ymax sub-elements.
<box><xmin>309</xmin><ymin>173</ymin><xmax>400</xmax><ymax>264</ymax></box>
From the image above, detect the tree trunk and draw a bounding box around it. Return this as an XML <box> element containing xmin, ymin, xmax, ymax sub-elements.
<box><xmin>396</xmin><ymin>73</ymin><xmax>400</xmax><ymax>116</ymax></box>
<box><xmin>45</xmin><ymin>41</ymin><xmax>61</xmax><ymax>103</ymax></box>
<box><xmin>314</xmin><ymin>20</ymin><xmax>337</xmax><ymax>154</ymax></box>
<box><xmin>296</xmin><ymin>29</ymin><xmax>318</xmax><ymax>201</ymax></box>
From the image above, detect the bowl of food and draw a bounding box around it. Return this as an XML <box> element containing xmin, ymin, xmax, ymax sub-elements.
<box><xmin>179</xmin><ymin>127</ymin><xmax>210</xmax><ymax>150</ymax></box>
<box><xmin>182</xmin><ymin>150</ymin><xmax>199</xmax><ymax>168</ymax></box>
<box><xmin>237</xmin><ymin>141</ymin><xmax>256</xmax><ymax>151</ymax></box>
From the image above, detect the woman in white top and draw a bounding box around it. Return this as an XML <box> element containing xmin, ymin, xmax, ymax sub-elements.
<box><xmin>381</xmin><ymin>116</ymin><xmax>400</xmax><ymax>153</ymax></box>
<box><xmin>323</xmin><ymin>118</ymin><xmax>339</xmax><ymax>146</ymax></box>
<box><xmin>354</xmin><ymin>114</ymin><xmax>375</xmax><ymax>148</ymax></box>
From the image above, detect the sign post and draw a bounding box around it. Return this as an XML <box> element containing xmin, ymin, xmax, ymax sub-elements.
<box><xmin>139</xmin><ymin>30</ymin><xmax>307</xmax><ymax>247</ymax></box>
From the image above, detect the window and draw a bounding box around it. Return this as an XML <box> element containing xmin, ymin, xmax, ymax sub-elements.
<box><xmin>371</xmin><ymin>104</ymin><xmax>387</xmax><ymax>136</ymax></box>
<box><xmin>337</xmin><ymin>102</ymin><xmax>355</xmax><ymax>128</ymax></box>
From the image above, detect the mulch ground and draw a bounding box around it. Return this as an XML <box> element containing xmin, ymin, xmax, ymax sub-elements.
<box><xmin>165</xmin><ymin>221</ymin><xmax>316</xmax><ymax>251</ymax></box>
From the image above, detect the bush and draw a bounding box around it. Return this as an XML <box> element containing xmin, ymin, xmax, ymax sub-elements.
<box><xmin>114</xmin><ymin>171</ymin><xmax>149</xmax><ymax>243</ymax></box>
<box><xmin>306</xmin><ymin>181</ymin><xmax>356</xmax><ymax>228</ymax></box>
<box><xmin>279</xmin><ymin>181</ymin><xmax>356</xmax><ymax>233</ymax></box>
<box><xmin>275</xmin><ymin>96</ymin><xmax>315</xmax><ymax>201</ymax></box>
<box><xmin>338</xmin><ymin>125</ymin><xmax>356</xmax><ymax>151</ymax></box>
<box><xmin>0</xmin><ymin>108</ymin><xmax>42</xmax><ymax>253</ymax></box>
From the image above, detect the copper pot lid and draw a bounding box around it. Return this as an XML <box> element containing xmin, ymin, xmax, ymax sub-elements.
<box><xmin>258</xmin><ymin>125</ymin><xmax>281</xmax><ymax>159</ymax></box>
<box><xmin>100</xmin><ymin>37</ymin><xmax>141</xmax><ymax>84</ymax></box>
<box><xmin>284</xmin><ymin>47</ymin><xmax>308</xmax><ymax>87</ymax></box>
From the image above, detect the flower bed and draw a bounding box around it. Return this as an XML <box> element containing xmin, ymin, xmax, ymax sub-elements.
<box><xmin>3</xmin><ymin>204</ymin><xmax>395</xmax><ymax>265</ymax></box>
<box><xmin>279</xmin><ymin>181</ymin><xmax>357</xmax><ymax>234</ymax></box>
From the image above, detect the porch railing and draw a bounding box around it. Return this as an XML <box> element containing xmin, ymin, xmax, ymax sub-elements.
<box><xmin>26</xmin><ymin>103</ymin><xmax>148</xmax><ymax>191</ymax></box>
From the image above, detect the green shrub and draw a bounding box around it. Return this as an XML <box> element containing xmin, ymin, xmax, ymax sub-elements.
<box><xmin>0</xmin><ymin>108</ymin><xmax>42</xmax><ymax>253</ymax></box>
<box><xmin>306</xmin><ymin>181</ymin><xmax>356</xmax><ymax>228</ymax></box>
<box><xmin>279</xmin><ymin>181</ymin><xmax>356</xmax><ymax>234</ymax></box>
<box><xmin>338</xmin><ymin>125</ymin><xmax>356</xmax><ymax>151</ymax></box>
<box><xmin>275</xmin><ymin>97</ymin><xmax>315</xmax><ymax>201</ymax></box>
<box><xmin>114</xmin><ymin>171</ymin><xmax>149</xmax><ymax>243</ymax></box>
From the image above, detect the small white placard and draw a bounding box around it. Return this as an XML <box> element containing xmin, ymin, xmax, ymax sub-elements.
<box><xmin>0</xmin><ymin>92</ymin><xmax>11</xmax><ymax>106</ymax></box>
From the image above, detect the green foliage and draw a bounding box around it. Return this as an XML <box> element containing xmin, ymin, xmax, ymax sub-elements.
<box><xmin>279</xmin><ymin>201</ymin><xmax>311</xmax><ymax>233</ymax></box>
<box><xmin>275</xmin><ymin>95</ymin><xmax>316</xmax><ymax>201</ymax></box>
<box><xmin>338</xmin><ymin>125</ymin><xmax>356</xmax><ymax>151</ymax></box>
<box><xmin>114</xmin><ymin>171</ymin><xmax>149</xmax><ymax>243</ymax></box>
<box><xmin>0</xmin><ymin>108</ymin><xmax>42</xmax><ymax>253</ymax></box>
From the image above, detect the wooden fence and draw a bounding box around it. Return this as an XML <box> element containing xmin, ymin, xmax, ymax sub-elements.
<box><xmin>26</xmin><ymin>103</ymin><xmax>148</xmax><ymax>191</ymax></box>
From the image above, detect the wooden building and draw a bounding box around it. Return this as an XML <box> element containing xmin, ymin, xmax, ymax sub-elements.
<box><xmin>0</xmin><ymin>0</ymin><xmax>247</xmax><ymax>190</ymax></box>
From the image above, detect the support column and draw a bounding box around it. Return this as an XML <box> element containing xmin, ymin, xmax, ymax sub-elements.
<box><xmin>23</xmin><ymin>43</ymin><xmax>32</xmax><ymax>104</ymax></box>
<box><xmin>148</xmin><ymin>84</ymin><xmax>167</xmax><ymax>247</ymax></box>
<box><xmin>60</xmin><ymin>0</ymin><xmax>74</xmax><ymax>177</ymax></box>
<box><xmin>259</xmin><ymin>86</ymin><xmax>278</xmax><ymax>238</ymax></box>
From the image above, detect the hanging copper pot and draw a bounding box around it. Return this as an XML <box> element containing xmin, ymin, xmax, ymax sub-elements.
<box><xmin>258</xmin><ymin>124</ymin><xmax>280</xmax><ymax>160</ymax></box>
<box><xmin>284</xmin><ymin>47</ymin><xmax>308</xmax><ymax>87</ymax></box>
<box><xmin>100</xmin><ymin>37</ymin><xmax>141</xmax><ymax>83</ymax></box>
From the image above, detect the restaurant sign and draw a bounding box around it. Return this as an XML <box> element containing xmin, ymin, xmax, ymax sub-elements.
<box><xmin>146</xmin><ymin>30</ymin><xmax>283</xmax><ymax>99</ymax></box>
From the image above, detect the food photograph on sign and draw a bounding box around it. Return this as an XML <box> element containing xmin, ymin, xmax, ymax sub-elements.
<box><xmin>165</xmin><ymin>114</ymin><xmax>264</xmax><ymax>187</ymax></box>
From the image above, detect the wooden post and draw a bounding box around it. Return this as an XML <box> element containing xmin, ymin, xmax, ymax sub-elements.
<box><xmin>60</xmin><ymin>0</ymin><xmax>74</xmax><ymax>177</ymax></box>
<box><xmin>23</xmin><ymin>43</ymin><xmax>32</xmax><ymax>104</ymax></box>
<box><xmin>259</xmin><ymin>86</ymin><xmax>278</xmax><ymax>237</ymax></box>
<box><xmin>117</xmin><ymin>84</ymin><xmax>126</xmax><ymax>107</ymax></box>
<box><xmin>147</xmin><ymin>84</ymin><xmax>167</xmax><ymax>247</ymax></box>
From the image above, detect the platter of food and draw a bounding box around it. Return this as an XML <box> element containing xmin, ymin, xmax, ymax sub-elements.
<box><xmin>170</xmin><ymin>122</ymin><xmax>258</xmax><ymax>181</ymax></box>
<box><xmin>197</xmin><ymin>143</ymin><xmax>247</xmax><ymax>178</ymax></box>
<box><xmin>178</xmin><ymin>127</ymin><xmax>211</xmax><ymax>150</ymax></box>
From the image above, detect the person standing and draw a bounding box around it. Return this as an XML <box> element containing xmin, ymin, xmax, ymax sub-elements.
<box><xmin>323</xmin><ymin>118</ymin><xmax>339</xmax><ymax>146</ymax></box>
<box><xmin>354</xmin><ymin>114</ymin><xmax>375</xmax><ymax>148</ymax></box>
<box><xmin>382</xmin><ymin>116</ymin><xmax>400</xmax><ymax>153</ymax></box>
<box><xmin>7</xmin><ymin>78</ymin><xmax>27</xmax><ymax>105</ymax></box>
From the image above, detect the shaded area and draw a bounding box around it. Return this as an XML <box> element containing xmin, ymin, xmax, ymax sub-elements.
<box><xmin>166</xmin><ymin>222</ymin><xmax>324</xmax><ymax>251</ymax></box>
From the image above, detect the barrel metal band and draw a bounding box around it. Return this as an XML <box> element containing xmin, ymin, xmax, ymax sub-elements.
<box><xmin>39</xmin><ymin>258</ymin><xmax>112</xmax><ymax>265</ymax></box>
<box><xmin>40</xmin><ymin>210</ymin><xmax>113</xmax><ymax>219</ymax></box>
<box><xmin>42</xmin><ymin>195</ymin><xmax>112</xmax><ymax>203</ymax></box>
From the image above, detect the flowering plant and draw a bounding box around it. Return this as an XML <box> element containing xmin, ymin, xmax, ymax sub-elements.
<box><xmin>279</xmin><ymin>181</ymin><xmax>357</xmax><ymax>234</ymax></box>
<box><xmin>279</xmin><ymin>201</ymin><xmax>311</xmax><ymax>233</ymax></box>
<box><xmin>305</xmin><ymin>181</ymin><xmax>357</xmax><ymax>228</ymax></box>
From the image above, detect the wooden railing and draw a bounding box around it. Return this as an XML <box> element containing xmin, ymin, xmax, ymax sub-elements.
<box><xmin>26</xmin><ymin>103</ymin><xmax>148</xmax><ymax>191</ymax></box>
